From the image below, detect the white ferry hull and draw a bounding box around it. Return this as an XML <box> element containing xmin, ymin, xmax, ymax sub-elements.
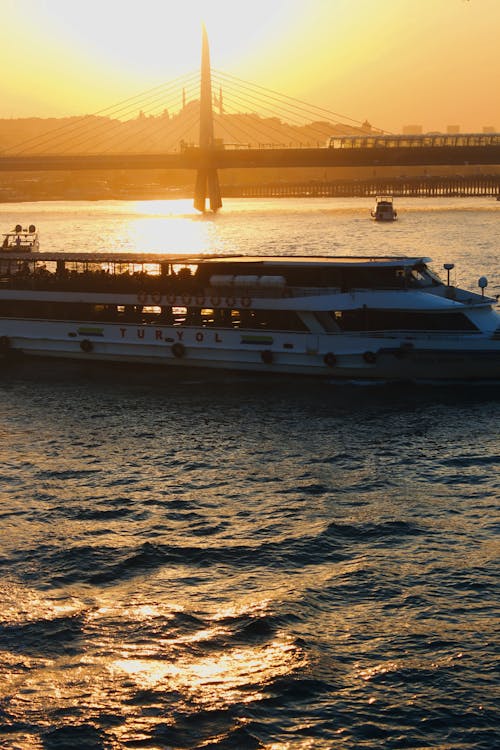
<box><xmin>1</xmin><ymin>318</ymin><xmax>499</xmax><ymax>381</ymax></box>
<box><xmin>1</xmin><ymin>251</ymin><xmax>499</xmax><ymax>382</ymax></box>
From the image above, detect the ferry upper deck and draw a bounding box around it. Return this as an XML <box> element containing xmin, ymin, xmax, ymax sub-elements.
<box><xmin>0</xmin><ymin>252</ymin><xmax>431</xmax><ymax>269</ymax></box>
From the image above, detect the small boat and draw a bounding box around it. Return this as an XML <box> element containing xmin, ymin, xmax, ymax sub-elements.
<box><xmin>1</xmin><ymin>224</ymin><xmax>39</xmax><ymax>252</ymax></box>
<box><xmin>0</xmin><ymin>251</ymin><xmax>499</xmax><ymax>381</ymax></box>
<box><xmin>371</xmin><ymin>196</ymin><xmax>397</xmax><ymax>221</ymax></box>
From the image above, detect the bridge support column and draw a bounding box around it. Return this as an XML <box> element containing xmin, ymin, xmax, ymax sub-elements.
<box><xmin>194</xmin><ymin>25</ymin><xmax>222</xmax><ymax>212</ymax></box>
<box><xmin>194</xmin><ymin>167</ymin><xmax>222</xmax><ymax>212</ymax></box>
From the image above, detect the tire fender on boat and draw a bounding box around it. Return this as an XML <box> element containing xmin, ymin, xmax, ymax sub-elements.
<box><xmin>323</xmin><ymin>352</ymin><xmax>337</xmax><ymax>367</ymax></box>
<box><xmin>363</xmin><ymin>350</ymin><xmax>377</xmax><ymax>364</ymax></box>
<box><xmin>0</xmin><ymin>335</ymin><xmax>10</xmax><ymax>353</ymax></box>
<box><xmin>261</xmin><ymin>350</ymin><xmax>273</xmax><ymax>364</ymax></box>
<box><xmin>80</xmin><ymin>339</ymin><xmax>93</xmax><ymax>353</ymax></box>
<box><xmin>171</xmin><ymin>342</ymin><xmax>186</xmax><ymax>358</ymax></box>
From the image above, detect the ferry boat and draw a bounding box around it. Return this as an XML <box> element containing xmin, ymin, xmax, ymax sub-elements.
<box><xmin>371</xmin><ymin>196</ymin><xmax>397</xmax><ymax>222</ymax></box>
<box><xmin>0</xmin><ymin>251</ymin><xmax>499</xmax><ymax>381</ymax></box>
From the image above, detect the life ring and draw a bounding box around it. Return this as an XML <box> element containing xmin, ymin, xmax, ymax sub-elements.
<box><xmin>80</xmin><ymin>339</ymin><xmax>93</xmax><ymax>353</ymax></box>
<box><xmin>363</xmin><ymin>350</ymin><xmax>377</xmax><ymax>364</ymax></box>
<box><xmin>323</xmin><ymin>352</ymin><xmax>337</xmax><ymax>367</ymax></box>
<box><xmin>261</xmin><ymin>350</ymin><xmax>273</xmax><ymax>364</ymax></box>
<box><xmin>0</xmin><ymin>335</ymin><xmax>10</xmax><ymax>353</ymax></box>
<box><xmin>137</xmin><ymin>290</ymin><xmax>148</xmax><ymax>305</ymax></box>
<box><xmin>171</xmin><ymin>342</ymin><xmax>185</xmax><ymax>358</ymax></box>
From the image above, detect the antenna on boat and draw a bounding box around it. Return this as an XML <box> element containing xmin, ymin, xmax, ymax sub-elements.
<box><xmin>443</xmin><ymin>263</ymin><xmax>454</xmax><ymax>286</ymax></box>
<box><xmin>478</xmin><ymin>276</ymin><xmax>488</xmax><ymax>297</ymax></box>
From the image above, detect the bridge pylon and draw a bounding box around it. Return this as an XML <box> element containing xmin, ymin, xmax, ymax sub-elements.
<box><xmin>194</xmin><ymin>25</ymin><xmax>222</xmax><ymax>212</ymax></box>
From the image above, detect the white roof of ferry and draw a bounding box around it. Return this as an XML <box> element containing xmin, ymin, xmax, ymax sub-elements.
<box><xmin>0</xmin><ymin>252</ymin><xmax>431</xmax><ymax>267</ymax></box>
<box><xmin>202</xmin><ymin>255</ymin><xmax>428</xmax><ymax>267</ymax></box>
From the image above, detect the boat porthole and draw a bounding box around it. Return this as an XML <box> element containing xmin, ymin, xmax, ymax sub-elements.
<box><xmin>171</xmin><ymin>342</ymin><xmax>186</xmax><ymax>359</ymax></box>
<box><xmin>0</xmin><ymin>335</ymin><xmax>10</xmax><ymax>352</ymax></box>
<box><xmin>363</xmin><ymin>350</ymin><xmax>377</xmax><ymax>364</ymax></box>
<box><xmin>80</xmin><ymin>339</ymin><xmax>93</xmax><ymax>353</ymax></box>
<box><xmin>261</xmin><ymin>350</ymin><xmax>273</xmax><ymax>364</ymax></box>
<box><xmin>323</xmin><ymin>352</ymin><xmax>337</xmax><ymax>367</ymax></box>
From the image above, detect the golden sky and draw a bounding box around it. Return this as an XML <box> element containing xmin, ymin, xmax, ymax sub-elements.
<box><xmin>1</xmin><ymin>0</ymin><xmax>498</xmax><ymax>133</ymax></box>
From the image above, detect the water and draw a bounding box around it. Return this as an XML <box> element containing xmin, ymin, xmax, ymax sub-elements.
<box><xmin>0</xmin><ymin>198</ymin><xmax>498</xmax><ymax>749</ymax></box>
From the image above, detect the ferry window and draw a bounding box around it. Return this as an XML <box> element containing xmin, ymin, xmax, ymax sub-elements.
<box><xmin>140</xmin><ymin>305</ymin><xmax>162</xmax><ymax>323</ymax></box>
<box><xmin>0</xmin><ymin>301</ymin><xmax>89</xmax><ymax>321</ymax></box>
<box><xmin>239</xmin><ymin>309</ymin><xmax>308</xmax><ymax>331</ymax></box>
<box><xmin>410</xmin><ymin>269</ymin><xmax>426</xmax><ymax>285</ymax></box>
<box><xmin>283</xmin><ymin>267</ymin><xmax>343</xmax><ymax>287</ymax></box>
<box><xmin>141</xmin><ymin>305</ymin><xmax>161</xmax><ymax>314</ymax></box>
<box><xmin>341</xmin><ymin>268</ymin><xmax>407</xmax><ymax>289</ymax></box>
<box><xmin>200</xmin><ymin>307</ymin><xmax>216</xmax><ymax>326</ymax></box>
<box><xmin>408</xmin><ymin>266</ymin><xmax>440</xmax><ymax>287</ymax></box>
<box><xmin>211</xmin><ymin>308</ymin><xmax>234</xmax><ymax>327</ymax></box>
<box><xmin>173</xmin><ymin>306</ymin><xmax>187</xmax><ymax>324</ymax></box>
<box><xmin>117</xmin><ymin>305</ymin><xmax>139</xmax><ymax>322</ymax></box>
<box><xmin>314</xmin><ymin>311</ymin><xmax>340</xmax><ymax>331</ymax></box>
<box><xmin>332</xmin><ymin>309</ymin><xmax>477</xmax><ymax>332</ymax></box>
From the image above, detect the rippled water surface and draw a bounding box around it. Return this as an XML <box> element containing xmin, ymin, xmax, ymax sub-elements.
<box><xmin>0</xmin><ymin>198</ymin><xmax>498</xmax><ymax>749</ymax></box>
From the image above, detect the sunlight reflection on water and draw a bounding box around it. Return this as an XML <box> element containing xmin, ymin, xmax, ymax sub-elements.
<box><xmin>0</xmin><ymin>198</ymin><xmax>498</xmax><ymax>749</ymax></box>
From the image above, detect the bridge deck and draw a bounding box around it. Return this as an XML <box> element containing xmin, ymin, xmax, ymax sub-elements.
<box><xmin>0</xmin><ymin>145</ymin><xmax>499</xmax><ymax>172</ymax></box>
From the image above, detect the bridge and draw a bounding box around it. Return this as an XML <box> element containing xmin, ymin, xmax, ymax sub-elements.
<box><xmin>2</xmin><ymin>140</ymin><xmax>499</xmax><ymax>172</ymax></box>
<box><xmin>0</xmin><ymin>27</ymin><xmax>499</xmax><ymax>210</ymax></box>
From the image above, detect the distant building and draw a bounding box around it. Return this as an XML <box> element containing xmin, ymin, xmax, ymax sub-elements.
<box><xmin>446</xmin><ymin>125</ymin><xmax>460</xmax><ymax>134</ymax></box>
<box><xmin>402</xmin><ymin>125</ymin><xmax>423</xmax><ymax>134</ymax></box>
